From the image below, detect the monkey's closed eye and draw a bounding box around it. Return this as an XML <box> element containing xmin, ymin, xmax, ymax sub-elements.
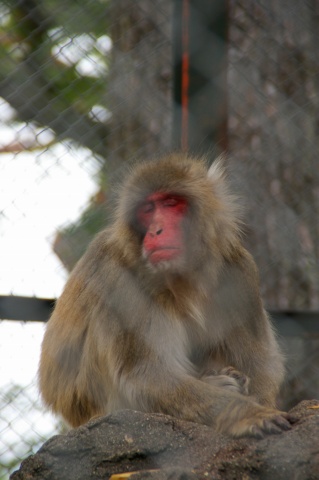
<box><xmin>140</xmin><ymin>202</ymin><xmax>154</xmax><ymax>214</ymax></box>
<box><xmin>163</xmin><ymin>197</ymin><xmax>179</xmax><ymax>207</ymax></box>
<box><xmin>162</xmin><ymin>196</ymin><xmax>188</xmax><ymax>215</ymax></box>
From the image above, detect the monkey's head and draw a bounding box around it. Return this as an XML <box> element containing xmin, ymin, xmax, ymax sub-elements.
<box><xmin>114</xmin><ymin>153</ymin><xmax>241</xmax><ymax>274</ymax></box>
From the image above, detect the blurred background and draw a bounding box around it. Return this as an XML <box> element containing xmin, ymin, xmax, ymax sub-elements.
<box><xmin>0</xmin><ymin>0</ymin><xmax>319</xmax><ymax>477</ymax></box>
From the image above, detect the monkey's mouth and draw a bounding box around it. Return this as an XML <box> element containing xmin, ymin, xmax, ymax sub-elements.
<box><xmin>147</xmin><ymin>247</ymin><xmax>181</xmax><ymax>264</ymax></box>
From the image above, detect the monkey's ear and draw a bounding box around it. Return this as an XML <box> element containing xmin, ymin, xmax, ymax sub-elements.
<box><xmin>207</xmin><ymin>154</ymin><xmax>243</xmax><ymax>233</ymax></box>
<box><xmin>207</xmin><ymin>154</ymin><xmax>227</xmax><ymax>183</ymax></box>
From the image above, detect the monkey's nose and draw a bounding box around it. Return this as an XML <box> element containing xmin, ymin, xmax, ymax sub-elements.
<box><xmin>148</xmin><ymin>225</ymin><xmax>163</xmax><ymax>237</ymax></box>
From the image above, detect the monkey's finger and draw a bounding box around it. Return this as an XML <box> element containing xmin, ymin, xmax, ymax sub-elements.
<box><xmin>248</xmin><ymin>425</ymin><xmax>265</xmax><ymax>439</ymax></box>
<box><xmin>220</xmin><ymin>366</ymin><xmax>236</xmax><ymax>375</ymax></box>
<box><xmin>286</xmin><ymin>413</ymin><xmax>300</xmax><ymax>424</ymax></box>
<box><xmin>261</xmin><ymin>419</ymin><xmax>287</xmax><ymax>435</ymax></box>
<box><xmin>272</xmin><ymin>415</ymin><xmax>292</xmax><ymax>431</ymax></box>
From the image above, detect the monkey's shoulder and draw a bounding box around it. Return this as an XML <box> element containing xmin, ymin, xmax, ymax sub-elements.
<box><xmin>62</xmin><ymin>228</ymin><xmax>139</xmax><ymax>302</ymax></box>
<box><xmin>87</xmin><ymin>227</ymin><xmax>140</xmax><ymax>268</ymax></box>
<box><xmin>222</xmin><ymin>244</ymin><xmax>260</xmax><ymax>281</ymax></box>
<box><xmin>71</xmin><ymin>227</ymin><xmax>129</xmax><ymax>268</ymax></box>
<box><xmin>210</xmin><ymin>247</ymin><xmax>267</xmax><ymax>331</ymax></box>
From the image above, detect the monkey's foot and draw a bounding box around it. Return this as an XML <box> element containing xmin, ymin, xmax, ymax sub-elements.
<box><xmin>216</xmin><ymin>402</ymin><xmax>292</xmax><ymax>438</ymax></box>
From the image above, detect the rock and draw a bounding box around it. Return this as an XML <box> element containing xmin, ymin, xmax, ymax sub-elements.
<box><xmin>11</xmin><ymin>400</ymin><xmax>319</xmax><ymax>480</ymax></box>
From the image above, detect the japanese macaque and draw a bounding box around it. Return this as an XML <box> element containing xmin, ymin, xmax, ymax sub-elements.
<box><xmin>39</xmin><ymin>153</ymin><xmax>290</xmax><ymax>437</ymax></box>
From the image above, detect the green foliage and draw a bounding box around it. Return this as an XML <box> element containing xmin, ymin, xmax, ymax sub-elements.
<box><xmin>0</xmin><ymin>0</ymin><xmax>111</xmax><ymax>155</ymax></box>
<box><xmin>45</xmin><ymin>0</ymin><xmax>110</xmax><ymax>36</ymax></box>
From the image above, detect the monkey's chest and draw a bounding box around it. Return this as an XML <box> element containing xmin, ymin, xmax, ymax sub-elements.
<box><xmin>185</xmin><ymin>319</ymin><xmax>227</xmax><ymax>373</ymax></box>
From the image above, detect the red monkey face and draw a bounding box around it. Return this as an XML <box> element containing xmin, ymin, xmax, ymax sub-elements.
<box><xmin>137</xmin><ymin>192</ymin><xmax>188</xmax><ymax>265</ymax></box>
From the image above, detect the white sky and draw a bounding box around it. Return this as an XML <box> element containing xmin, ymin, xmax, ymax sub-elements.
<box><xmin>0</xmin><ymin>136</ymin><xmax>100</xmax><ymax>463</ymax></box>
<box><xmin>0</xmin><ymin>146</ymin><xmax>99</xmax><ymax>297</ymax></box>
<box><xmin>0</xmin><ymin>142</ymin><xmax>99</xmax><ymax>375</ymax></box>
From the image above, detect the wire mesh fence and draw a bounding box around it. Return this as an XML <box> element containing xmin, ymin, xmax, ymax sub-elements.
<box><xmin>0</xmin><ymin>0</ymin><xmax>318</xmax><ymax>477</ymax></box>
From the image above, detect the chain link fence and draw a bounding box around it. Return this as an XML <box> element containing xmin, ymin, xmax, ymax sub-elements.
<box><xmin>0</xmin><ymin>0</ymin><xmax>318</xmax><ymax>477</ymax></box>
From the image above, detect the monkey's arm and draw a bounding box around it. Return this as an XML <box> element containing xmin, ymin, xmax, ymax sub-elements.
<box><xmin>208</xmin><ymin>250</ymin><xmax>285</xmax><ymax>408</ymax></box>
<box><xmin>38</xmin><ymin>240</ymin><xmax>112</xmax><ymax>427</ymax></box>
<box><xmin>39</xmin><ymin>297</ymin><xmax>110</xmax><ymax>427</ymax></box>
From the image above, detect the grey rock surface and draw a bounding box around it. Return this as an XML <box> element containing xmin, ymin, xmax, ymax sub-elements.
<box><xmin>11</xmin><ymin>400</ymin><xmax>319</xmax><ymax>480</ymax></box>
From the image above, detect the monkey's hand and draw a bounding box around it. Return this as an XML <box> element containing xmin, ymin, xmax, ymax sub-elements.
<box><xmin>202</xmin><ymin>366</ymin><xmax>250</xmax><ymax>396</ymax></box>
<box><xmin>216</xmin><ymin>399</ymin><xmax>291</xmax><ymax>438</ymax></box>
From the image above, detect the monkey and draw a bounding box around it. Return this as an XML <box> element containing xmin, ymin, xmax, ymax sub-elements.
<box><xmin>39</xmin><ymin>153</ymin><xmax>291</xmax><ymax>437</ymax></box>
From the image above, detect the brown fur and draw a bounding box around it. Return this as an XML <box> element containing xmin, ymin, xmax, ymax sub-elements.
<box><xmin>39</xmin><ymin>153</ymin><xmax>289</xmax><ymax>436</ymax></box>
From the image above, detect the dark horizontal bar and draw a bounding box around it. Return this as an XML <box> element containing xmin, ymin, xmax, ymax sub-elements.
<box><xmin>0</xmin><ymin>295</ymin><xmax>55</xmax><ymax>322</ymax></box>
<box><xmin>0</xmin><ymin>296</ymin><xmax>318</xmax><ymax>333</ymax></box>
<box><xmin>270</xmin><ymin>311</ymin><xmax>319</xmax><ymax>335</ymax></box>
